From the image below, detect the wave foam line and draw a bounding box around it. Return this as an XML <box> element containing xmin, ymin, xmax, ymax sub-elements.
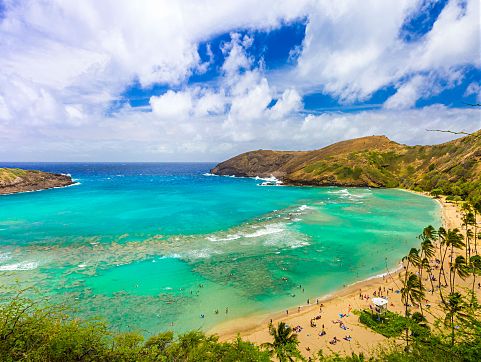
<box><xmin>0</xmin><ymin>261</ymin><xmax>38</xmax><ymax>271</ymax></box>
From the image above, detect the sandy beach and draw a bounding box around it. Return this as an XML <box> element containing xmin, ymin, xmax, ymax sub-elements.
<box><xmin>211</xmin><ymin>193</ymin><xmax>481</xmax><ymax>358</ymax></box>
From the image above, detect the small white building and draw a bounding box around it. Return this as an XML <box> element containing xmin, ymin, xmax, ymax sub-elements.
<box><xmin>372</xmin><ymin>297</ymin><xmax>388</xmax><ymax>314</ymax></box>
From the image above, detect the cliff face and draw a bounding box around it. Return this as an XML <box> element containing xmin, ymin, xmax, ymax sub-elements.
<box><xmin>0</xmin><ymin>168</ymin><xmax>74</xmax><ymax>195</ymax></box>
<box><xmin>211</xmin><ymin>132</ymin><xmax>481</xmax><ymax>197</ymax></box>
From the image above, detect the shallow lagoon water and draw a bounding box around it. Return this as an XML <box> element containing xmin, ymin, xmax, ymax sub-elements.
<box><xmin>0</xmin><ymin>163</ymin><xmax>440</xmax><ymax>333</ymax></box>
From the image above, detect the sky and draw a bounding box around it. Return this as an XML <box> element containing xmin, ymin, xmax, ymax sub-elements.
<box><xmin>0</xmin><ymin>0</ymin><xmax>480</xmax><ymax>161</ymax></box>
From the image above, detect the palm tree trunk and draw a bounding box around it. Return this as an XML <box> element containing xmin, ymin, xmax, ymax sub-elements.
<box><xmin>441</xmin><ymin>246</ymin><xmax>449</xmax><ymax>288</ymax></box>
<box><xmin>403</xmin><ymin>262</ymin><xmax>410</xmax><ymax>349</ymax></box>
<box><xmin>451</xmin><ymin>272</ymin><xmax>456</xmax><ymax>293</ymax></box>
<box><xmin>419</xmin><ymin>265</ymin><xmax>424</xmax><ymax>317</ymax></box>
<box><xmin>474</xmin><ymin>209</ymin><xmax>478</xmax><ymax>255</ymax></box>
<box><xmin>465</xmin><ymin>224</ymin><xmax>469</xmax><ymax>260</ymax></box>
<box><xmin>404</xmin><ymin>294</ymin><xmax>409</xmax><ymax>349</ymax></box>
<box><xmin>472</xmin><ymin>271</ymin><xmax>476</xmax><ymax>298</ymax></box>
<box><xmin>438</xmin><ymin>244</ymin><xmax>443</xmax><ymax>289</ymax></box>
<box><xmin>451</xmin><ymin>314</ymin><xmax>455</xmax><ymax>346</ymax></box>
<box><xmin>438</xmin><ymin>245</ymin><xmax>448</xmax><ymax>304</ymax></box>
<box><xmin>450</xmin><ymin>246</ymin><xmax>455</xmax><ymax>294</ymax></box>
<box><xmin>427</xmin><ymin>266</ymin><xmax>435</xmax><ymax>295</ymax></box>
<box><xmin>404</xmin><ymin>260</ymin><xmax>410</xmax><ymax>288</ymax></box>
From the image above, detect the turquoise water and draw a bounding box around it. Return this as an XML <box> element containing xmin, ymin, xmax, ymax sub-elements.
<box><xmin>0</xmin><ymin>163</ymin><xmax>440</xmax><ymax>334</ymax></box>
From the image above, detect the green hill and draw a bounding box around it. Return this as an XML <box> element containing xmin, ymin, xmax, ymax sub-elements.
<box><xmin>211</xmin><ymin>130</ymin><xmax>481</xmax><ymax>201</ymax></box>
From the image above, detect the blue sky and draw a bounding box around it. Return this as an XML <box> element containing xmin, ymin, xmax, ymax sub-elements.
<box><xmin>0</xmin><ymin>0</ymin><xmax>479</xmax><ymax>161</ymax></box>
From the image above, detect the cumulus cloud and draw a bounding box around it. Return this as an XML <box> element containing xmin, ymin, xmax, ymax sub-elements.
<box><xmin>269</xmin><ymin>88</ymin><xmax>302</xmax><ymax>119</ymax></box>
<box><xmin>293</xmin><ymin>0</ymin><xmax>480</xmax><ymax>102</ymax></box>
<box><xmin>465</xmin><ymin>82</ymin><xmax>481</xmax><ymax>103</ymax></box>
<box><xmin>298</xmin><ymin>106</ymin><xmax>481</xmax><ymax>149</ymax></box>
<box><xmin>150</xmin><ymin>91</ymin><xmax>193</xmax><ymax>119</ymax></box>
<box><xmin>0</xmin><ymin>0</ymin><xmax>479</xmax><ymax>161</ymax></box>
<box><xmin>384</xmin><ymin>75</ymin><xmax>426</xmax><ymax>110</ymax></box>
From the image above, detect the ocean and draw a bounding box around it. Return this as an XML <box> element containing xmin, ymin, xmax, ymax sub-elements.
<box><xmin>0</xmin><ymin>162</ymin><xmax>440</xmax><ymax>334</ymax></box>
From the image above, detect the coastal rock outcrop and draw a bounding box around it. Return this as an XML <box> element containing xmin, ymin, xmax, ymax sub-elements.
<box><xmin>0</xmin><ymin>168</ymin><xmax>74</xmax><ymax>195</ymax></box>
<box><xmin>211</xmin><ymin>131</ymin><xmax>481</xmax><ymax>196</ymax></box>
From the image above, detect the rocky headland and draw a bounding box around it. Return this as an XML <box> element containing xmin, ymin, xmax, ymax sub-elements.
<box><xmin>211</xmin><ymin>131</ymin><xmax>480</xmax><ymax>199</ymax></box>
<box><xmin>0</xmin><ymin>168</ymin><xmax>74</xmax><ymax>195</ymax></box>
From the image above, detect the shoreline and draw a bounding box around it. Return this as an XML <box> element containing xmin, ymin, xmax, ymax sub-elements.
<box><xmin>0</xmin><ymin>180</ymin><xmax>78</xmax><ymax>196</ymax></box>
<box><xmin>211</xmin><ymin>191</ymin><xmax>468</xmax><ymax>357</ymax></box>
<box><xmin>209</xmin><ymin>262</ymin><xmax>404</xmax><ymax>338</ymax></box>
<box><xmin>209</xmin><ymin>252</ymin><xmax>407</xmax><ymax>336</ymax></box>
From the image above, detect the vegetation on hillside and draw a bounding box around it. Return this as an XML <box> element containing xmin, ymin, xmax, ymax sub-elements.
<box><xmin>212</xmin><ymin>131</ymin><xmax>481</xmax><ymax>202</ymax></box>
<box><xmin>0</xmin><ymin>168</ymin><xmax>28</xmax><ymax>185</ymax></box>
<box><xmin>0</xmin><ymin>288</ymin><xmax>270</xmax><ymax>361</ymax></box>
<box><xmin>0</xmin><ymin>167</ymin><xmax>73</xmax><ymax>194</ymax></box>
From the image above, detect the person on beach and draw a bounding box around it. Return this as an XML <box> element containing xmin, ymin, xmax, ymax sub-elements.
<box><xmin>286</xmin><ymin>309</ymin><xmax>289</xmax><ymax>315</ymax></box>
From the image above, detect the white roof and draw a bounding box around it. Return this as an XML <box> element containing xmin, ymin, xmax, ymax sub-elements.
<box><xmin>372</xmin><ymin>297</ymin><xmax>388</xmax><ymax>307</ymax></box>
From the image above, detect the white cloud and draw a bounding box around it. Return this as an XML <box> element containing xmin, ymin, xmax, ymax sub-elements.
<box><xmin>150</xmin><ymin>90</ymin><xmax>193</xmax><ymax>119</ymax></box>
<box><xmin>465</xmin><ymin>82</ymin><xmax>481</xmax><ymax>103</ymax></box>
<box><xmin>0</xmin><ymin>0</ymin><xmax>479</xmax><ymax>161</ymax></box>
<box><xmin>412</xmin><ymin>0</ymin><xmax>480</xmax><ymax>70</ymax></box>
<box><xmin>292</xmin><ymin>0</ymin><xmax>480</xmax><ymax>102</ymax></box>
<box><xmin>194</xmin><ymin>90</ymin><xmax>226</xmax><ymax>117</ymax></box>
<box><xmin>297</xmin><ymin>106</ymin><xmax>481</xmax><ymax>148</ymax></box>
<box><xmin>384</xmin><ymin>75</ymin><xmax>426</xmax><ymax>109</ymax></box>
<box><xmin>0</xmin><ymin>96</ymin><xmax>12</xmax><ymax>120</ymax></box>
<box><xmin>221</xmin><ymin>33</ymin><xmax>254</xmax><ymax>76</ymax></box>
<box><xmin>269</xmin><ymin>88</ymin><xmax>302</xmax><ymax>119</ymax></box>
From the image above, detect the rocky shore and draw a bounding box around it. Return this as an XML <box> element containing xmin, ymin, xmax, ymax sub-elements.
<box><xmin>0</xmin><ymin>168</ymin><xmax>74</xmax><ymax>195</ymax></box>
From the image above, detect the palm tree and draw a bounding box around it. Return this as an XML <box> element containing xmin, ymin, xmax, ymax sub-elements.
<box><xmin>420</xmin><ymin>225</ymin><xmax>437</xmax><ymax>243</ymax></box>
<box><xmin>437</xmin><ymin>227</ymin><xmax>448</xmax><ymax>290</ymax></box>
<box><xmin>422</xmin><ymin>257</ymin><xmax>436</xmax><ymax>296</ymax></box>
<box><xmin>402</xmin><ymin>248</ymin><xmax>420</xmax><ymax>276</ymax></box>
<box><xmin>450</xmin><ymin>255</ymin><xmax>469</xmax><ymax>294</ymax></box>
<box><xmin>401</xmin><ymin>273</ymin><xmax>425</xmax><ymax>348</ymax></box>
<box><xmin>469</xmin><ymin>255</ymin><xmax>481</xmax><ymax>298</ymax></box>
<box><xmin>419</xmin><ymin>229</ymin><xmax>436</xmax><ymax>295</ymax></box>
<box><xmin>444</xmin><ymin>229</ymin><xmax>465</xmax><ymax>294</ymax></box>
<box><xmin>402</xmin><ymin>248</ymin><xmax>420</xmax><ymax>308</ymax></box>
<box><xmin>472</xmin><ymin>200</ymin><xmax>481</xmax><ymax>254</ymax></box>
<box><xmin>466</xmin><ymin>229</ymin><xmax>474</xmax><ymax>259</ymax></box>
<box><xmin>461</xmin><ymin>208</ymin><xmax>475</xmax><ymax>259</ymax></box>
<box><xmin>262</xmin><ymin>322</ymin><xmax>302</xmax><ymax>361</ymax></box>
<box><xmin>443</xmin><ymin>292</ymin><xmax>468</xmax><ymax>346</ymax></box>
